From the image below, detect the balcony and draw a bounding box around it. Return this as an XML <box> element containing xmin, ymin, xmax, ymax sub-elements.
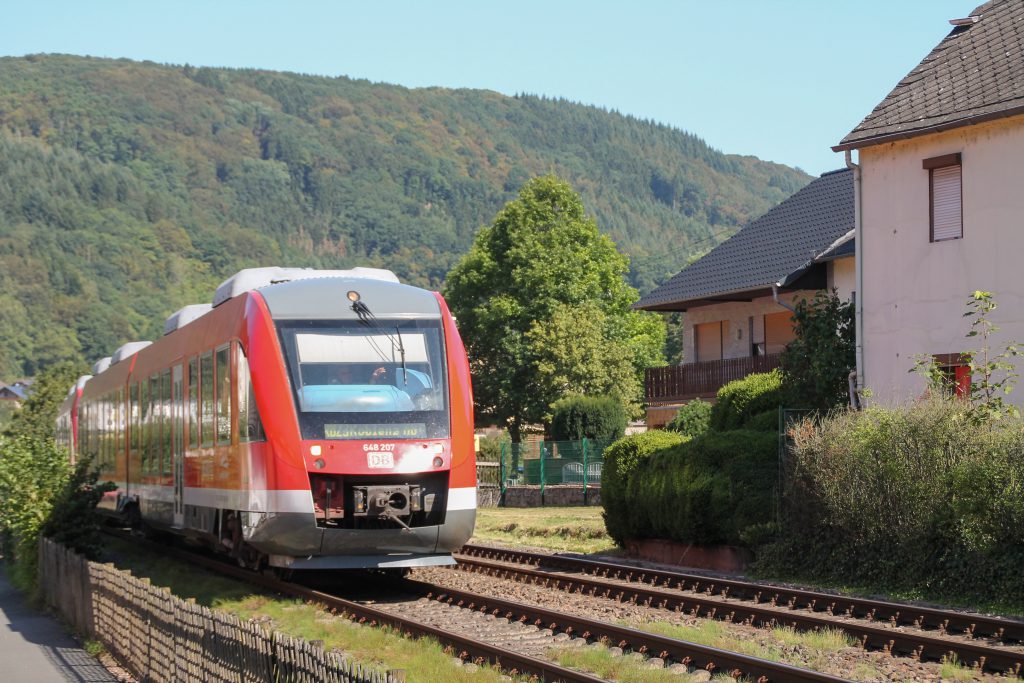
<box><xmin>645</xmin><ymin>353</ymin><xmax>783</xmax><ymax>405</ymax></box>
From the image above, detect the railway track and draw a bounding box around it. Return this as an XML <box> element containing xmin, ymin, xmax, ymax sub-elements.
<box><xmin>455</xmin><ymin>544</ymin><xmax>1024</xmax><ymax>676</ymax></box>
<box><xmin>105</xmin><ymin>531</ymin><xmax>851</xmax><ymax>682</ymax></box>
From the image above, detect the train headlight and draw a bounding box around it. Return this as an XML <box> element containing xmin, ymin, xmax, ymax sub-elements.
<box><xmin>313</xmin><ymin>458</ymin><xmax>325</xmax><ymax>470</ymax></box>
<box><xmin>346</xmin><ymin>290</ymin><xmax>360</xmax><ymax>302</ymax></box>
<box><xmin>432</xmin><ymin>456</ymin><xmax>444</xmax><ymax>468</ymax></box>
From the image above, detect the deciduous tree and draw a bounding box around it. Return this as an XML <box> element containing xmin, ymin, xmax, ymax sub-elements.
<box><xmin>445</xmin><ymin>176</ymin><xmax>664</xmax><ymax>440</ymax></box>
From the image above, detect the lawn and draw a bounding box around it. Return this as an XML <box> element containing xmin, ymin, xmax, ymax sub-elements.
<box><xmin>471</xmin><ymin>506</ymin><xmax>618</xmax><ymax>554</ymax></box>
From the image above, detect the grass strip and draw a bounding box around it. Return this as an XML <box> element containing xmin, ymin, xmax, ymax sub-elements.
<box><xmin>551</xmin><ymin>643</ymin><xmax>740</xmax><ymax>682</ymax></box>
<box><xmin>472</xmin><ymin>506</ymin><xmax>617</xmax><ymax>554</ymax></box>
<box><xmin>628</xmin><ymin>618</ymin><xmax>868</xmax><ymax>678</ymax></box>
<box><xmin>102</xmin><ymin>537</ymin><xmax>510</xmax><ymax>682</ymax></box>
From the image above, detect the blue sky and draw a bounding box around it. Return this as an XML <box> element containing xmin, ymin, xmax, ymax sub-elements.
<box><xmin>2</xmin><ymin>1</ymin><xmax>973</xmax><ymax>175</ymax></box>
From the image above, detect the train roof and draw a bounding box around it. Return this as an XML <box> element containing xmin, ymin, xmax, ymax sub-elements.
<box><xmin>111</xmin><ymin>341</ymin><xmax>152</xmax><ymax>364</ymax></box>
<box><xmin>66</xmin><ymin>374</ymin><xmax>92</xmax><ymax>396</ymax></box>
<box><xmin>212</xmin><ymin>267</ymin><xmax>399</xmax><ymax>308</ymax></box>
<box><xmin>163</xmin><ymin>303</ymin><xmax>213</xmax><ymax>335</ymax></box>
<box><xmin>260</xmin><ymin>276</ymin><xmax>440</xmax><ymax>320</ymax></box>
<box><xmin>91</xmin><ymin>357</ymin><xmax>112</xmax><ymax>374</ymax></box>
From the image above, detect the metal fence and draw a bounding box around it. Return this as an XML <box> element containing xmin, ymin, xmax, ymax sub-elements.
<box><xmin>37</xmin><ymin>538</ymin><xmax>398</xmax><ymax>683</ymax></box>
<box><xmin>478</xmin><ymin>438</ymin><xmax>611</xmax><ymax>505</ymax></box>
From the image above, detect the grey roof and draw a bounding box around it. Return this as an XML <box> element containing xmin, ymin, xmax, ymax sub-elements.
<box><xmin>260</xmin><ymin>276</ymin><xmax>440</xmax><ymax>321</ymax></box>
<box><xmin>636</xmin><ymin>169</ymin><xmax>854</xmax><ymax>311</ymax></box>
<box><xmin>213</xmin><ymin>267</ymin><xmax>399</xmax><ymax>307</ymax></box>
<box><xmin>836</xmin><ymin>0</ymin><xmax>1024</xmax><ymax>150</ymax></box>
<box><xmin>163</xmin><ymin>303</ymin><xmax>212</xmax><ymax>335</ymax></box>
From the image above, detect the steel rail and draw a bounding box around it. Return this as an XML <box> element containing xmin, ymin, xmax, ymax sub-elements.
<box><xmin>457</xmin><ymin>545</ymin><xmax>1024</xmax><ymax>675</ymax></box>
<box><xmin>104</xmin><ymin>532</ymin><xmax>604</xmax><ymax>683</ymax></box>
<box><xmin>399</xmin><ymin>577</ymin><xmax>850</xmax><ymax>683</ymax></box>
<box><xmin>105</xmin><ymin>531</ymin><xmax>849</xmax><ymax>682</ymax></box>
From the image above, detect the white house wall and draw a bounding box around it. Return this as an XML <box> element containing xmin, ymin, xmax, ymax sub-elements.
<box><xmin>859</xmin><ymin>114</ymin><xmax>1024</xmax><ymax>404</ymax></box>
<box><xmin>827</xmin><ymin>256</ymin><xmax>855</xmax><ymax>302</ymax></box>
<box><xmin>681</xmin><ymin>293</ymin><xmax>806</xmax><ymax>363</ymax></box>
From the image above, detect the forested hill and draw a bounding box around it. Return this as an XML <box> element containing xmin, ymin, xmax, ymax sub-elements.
<box><xmin>0</xmin><ymin>54</ymin><xmax>811</xmax><ymax>378</ymax></box>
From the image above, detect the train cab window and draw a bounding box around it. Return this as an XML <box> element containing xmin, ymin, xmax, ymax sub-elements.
<box><xmin>237</xmin><ymin>345</ymin><xmax>265</xmax><ymax>443</ymax></box>
<box><xmin>277</xmin><ymin>319</ymin><xmax>450</xmax><ymax>441</ymax></box>
<box><xmin>201</xmin><ymin>351</ymin><xmax>214</xmax><ymax>447</ymax></box>
<box><xmin>215</xmin><ymin>345</ymin><xmax>231</xmax><ymax>445</ymax></box>
<box><xmin>188</xmin><ymin>357</ymin><xmax>199</xmax><ymax>449</ymax></box>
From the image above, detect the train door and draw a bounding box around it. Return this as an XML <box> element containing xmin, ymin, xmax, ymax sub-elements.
<box><xmin>172</xmin><ymin>363</ymin><xmax>185</xmax><ymax>527</ymax></box>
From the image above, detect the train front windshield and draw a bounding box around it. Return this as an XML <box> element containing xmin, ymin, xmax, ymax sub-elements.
<box><xmin>278</xmin><ymin>319</ymin><xmax>450</xmax><ymax>440</ymax></box>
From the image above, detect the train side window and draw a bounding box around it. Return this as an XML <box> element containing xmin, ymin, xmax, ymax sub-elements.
<box><xmin>82</xmin><ymin>403</ymin><xmax>89</xmax><ymax>461</ymax></box>
<box><xmin>215</xmin><ymin>345</ymin><xmax>231</xmax><ymax>446</ymax></box>
<box><xmin>83</xmin><ymin>402</ymin><xmax>91</xmax><ymax>461</ymax></box>
<box><xmin>98</xmin><ymin>399</ymin><xmax>105</xmax><ymax>470</ymax></box>
<box><xmin>130</xmin><ymin>383</ymin><xmax>140</xmax><ymax>463</ymax></box>
<box><xmin>237</xmin><ymin>344</ymin><xmax>265</xmax><ymax>443</ymax></box>
<box><xmin>162</xmin><ymin>369</ymin><xmax>172</xmax><ymax>475</ymax></box>
<box><xmin>150</xmin><ymin>374</ymin><xmax>160</xmax><ymax>474</ymax></box>
<box><xmin>140</xmin><ymin>380</ymin><xmax>149</xmax><ymax>473</ymax></box>
<box><xmin>106</xmin><ymin>395</ymin><xmax>114</xmax><ymax>472</ymax></box>
<box><xmin>188</xmin><ymin>357</ymin><xmax>199</xmax><ymax>449</ymax></box>
<box><xmin>201</xmin><ymin>351</ymin><xmax>214</xmax><ymax>447</ymax></box>
<box><xmin>102</xmin><ymin>397</ymin><xmax>110</xmax><ymax>472</ymax></box>
<box><xmin>116</xmin><ymin>389</ymin><xmax>124</xmax><ymax>471</ymax></box>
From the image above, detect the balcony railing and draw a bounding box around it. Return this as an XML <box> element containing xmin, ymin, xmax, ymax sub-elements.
<box><xmin>645</xmin><ymin>353</ymin><xmax>783</xmax><ymax>404</ymax></box>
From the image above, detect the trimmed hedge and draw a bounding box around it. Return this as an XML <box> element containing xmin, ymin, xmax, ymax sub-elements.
<box><xmin>623</xmin><ymin>430</ymin><xmax>778</xmax><ymax>545</ymax></box>
<box><xmin>756</xmin><ymin>399</ymin><xmax>1024</xmax><ymax>604</ymax></box>
<box><xmin>710</xmin><ymin>370</ymin><xmax>783</xmax><ymax>431</ymax></box>
<box><xmin>744</xmin><ymin>410</ymin><xmax>779</xmax><ymax>433</ymax></box>
<box><xmin>665</xmin><ymin>399</ymin><xmax>712</xmax><ymax>439</ymax></box>
<box><xmin>601</xmin><ymin>430</ymin><xmax>686</xmax><ymax>545</ymax></box>
<box><xmin>549</xmin><ymin>395</ymin><xmax>627</xmax><ymax>441</ymax></box>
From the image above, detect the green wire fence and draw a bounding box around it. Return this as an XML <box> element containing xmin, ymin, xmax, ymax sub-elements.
<box><xmin>476</xmin><ymin>438</ymin><xmax>613</xmax><ymax>506</ymax></box>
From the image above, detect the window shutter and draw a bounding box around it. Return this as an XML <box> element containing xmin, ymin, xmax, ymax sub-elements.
<box><xmin>932</xmin><ymin>165</ymin><xmax>962</xmax><ymax>241</ymax></box>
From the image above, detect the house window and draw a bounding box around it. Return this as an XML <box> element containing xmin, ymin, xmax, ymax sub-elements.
<box><xmin>924</xmin><ymin>153</ymin><xmax>962</xmax><ymax>242</ymax></box>
<box><xmin>933</xmin><ymin>353</ymin><xmax>971</xmax><ymax>398</ymax></box>
<box><xmin>764</xmin><ymin>311</ymin><xmax>796</xmax><ymax>355</ymax></box>
<box><xmin>695</xmin><ymin>321</ymin><xmax>725</xmax><ymax>362</ymax></box>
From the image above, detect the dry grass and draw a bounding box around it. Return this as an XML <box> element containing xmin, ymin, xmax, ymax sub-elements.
<box><xmin>472</xmin><ymin>506</ymin><xmax>617</xmax><ymax>554</ymax></box>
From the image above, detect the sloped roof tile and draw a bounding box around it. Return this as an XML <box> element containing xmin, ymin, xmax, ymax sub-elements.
<box><xmin>837</xmin><ymin>0</ymin><xmax>1024</xmax><ymax>150</ymax></box>
<box><xmin>636</xmin><ymin>169</ymin><xmax>854</xmax><ymax>311</ymax></box>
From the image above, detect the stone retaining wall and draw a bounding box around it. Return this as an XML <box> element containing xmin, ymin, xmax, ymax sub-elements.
<box><xmin>477</xmin><ymin>484</ymin><xmax>601</xmax><ymax>508</ymax></box>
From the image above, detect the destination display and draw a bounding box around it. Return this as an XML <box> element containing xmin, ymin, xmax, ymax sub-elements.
<box><xmin>323</xmin><ymin>423</ymin><xmax>427</xmax><ymax>440</ymax></box>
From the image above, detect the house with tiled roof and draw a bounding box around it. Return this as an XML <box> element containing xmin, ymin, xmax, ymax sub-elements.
<box><xmin>636</xmin><ymin>169</ymin><xmax>855</xmax><ymax>426</ymax></box>
<box><xmin>833</xmin><ymin>0</ymin><xmax>1024</xmax><ymax>404</ymax></box>
<box><xmin>0</xmin><ymin>383</ymin><xmax>25</xmax><ymax>401</ymax></box>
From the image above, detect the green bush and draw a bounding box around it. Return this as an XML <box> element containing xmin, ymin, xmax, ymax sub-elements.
<box><xmin>710</xmin><ymin>370</ymin><xmax>783</xmax><ymax>431</ymax></box>
<box><xmin>549</xmin><ymin>395</ymin><xmax>627</xmax><ymax>442</ymax></box>
<box><xmin>623</xmin><ymin>430</ymin><xmax>778</xmax><ymax>546</ymax></box>
<box><xmin>601</xmin><ymin>430</ymin><xmax>685</xmax><ymax>545</ymax></box>
<box><xmin>0</xmin><ymin>436</ymin><xmax>69</xmax><ymax>589</ymax></box>
<box><xmin>665</xmin><ymin>399</ymin><xmax>712</xmax><ymax>439</ymax></box>
<box><xmin>744</xmin><ymin>410</ymin><xmax>779</xmax><ymax>432</ymax></box>
<box><xmin>476</xmin><ymin>432</ymin><xmax>510</xmax><ymax>462</ymax></box>
<box><xmin>779</xmin><ymin>291</ymin><xmax>855</xmax><ymax>411</ymax></box>
<box><xmin>757</xmin><ymin>398</ymin><xmax>1024</xmax><ymax>604</ymax></box>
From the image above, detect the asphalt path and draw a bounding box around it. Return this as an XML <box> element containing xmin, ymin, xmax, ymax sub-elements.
<box><xmin>0</xmin><ymin>564</ymin><xmax>116</xmax><ymax>682</ymax></box>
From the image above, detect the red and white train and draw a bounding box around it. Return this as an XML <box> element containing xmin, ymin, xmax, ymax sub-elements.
<box><xmin>56</xmin><ymin>267</ymin><xmax>476</xmax><ymax>570</ymax></box>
